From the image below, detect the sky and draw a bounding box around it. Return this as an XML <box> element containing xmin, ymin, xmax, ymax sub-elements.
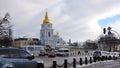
<box><xmin>1</xmin><ymin>0</ymin><xmax>120</xmax><ymax>42</ymax></box>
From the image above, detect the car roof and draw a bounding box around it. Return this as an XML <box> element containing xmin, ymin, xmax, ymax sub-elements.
<box><xmin>58</xmin><ymin>48</ymin><xmax>69</xmax><ymax>50</ymax></box>
<box><xmin>93</xmin><ymin>50</ymin><xmax>109</xmax><ymax>53</ymax></box>
<box><xmin>0</xmin><ymin>47</ymin><xmax>21</xmax><ymax>50</ymax></box>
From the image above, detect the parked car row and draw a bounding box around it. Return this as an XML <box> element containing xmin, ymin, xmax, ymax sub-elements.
<box><xmin>20</xmin><ymin>46</ymin><xmax>70</xmax><ymax>57</ymax></box>
<box><xmin>39</xmin><ymin>48</ymin><xmax>70</xmax><ymax>57</ymax></box>
<box><xmin>93</xmin><ymin>50</ymin><xmax>120</xmax><ymax>59</ymax></box>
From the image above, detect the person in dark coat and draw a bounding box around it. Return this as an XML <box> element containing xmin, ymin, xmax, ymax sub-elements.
<box><xmin>78</xmin><ymin>51</ymin><xmax>81</xmax><ymax>55</ymax></box>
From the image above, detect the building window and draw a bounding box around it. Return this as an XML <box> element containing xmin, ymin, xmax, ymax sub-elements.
<box><xmin>42</xmin><ymin>25</ymin><xmax>44</xmax><ymax>28</ymax></box>
<box><xmin>48</xmin><ymin>32</ymin><xmax>50</xmax><ymax>37</ymax></box>
<box><xmin>42</xmin><ymin>33</ymin><xmax>44</xmax><ymax>37</ymax></box>
<box><xmin>48</xmin><ymin>25</ymin><xmax>50</xmax><ymax>28</ymax></box>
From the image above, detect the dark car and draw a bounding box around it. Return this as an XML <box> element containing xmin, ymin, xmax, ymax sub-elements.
<box><xmin>0</xmin><ymin>48</ymin><xmax>44</xmax><ymax>68</ymax></box>
<box><xmin>39</xmin><ymin>51</ymin><xmax>46</xmax><ymax>56</ymax></box>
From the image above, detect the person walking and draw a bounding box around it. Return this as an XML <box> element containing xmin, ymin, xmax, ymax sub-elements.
<box><xmin>78</xmin><ymin>51</ymin><xmax>81</xmax><ymax>55</ymax></box>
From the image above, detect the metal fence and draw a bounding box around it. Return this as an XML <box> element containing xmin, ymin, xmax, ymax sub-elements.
<box><xmin>48</xmin><ymin>56</ymin><xmax>119</xmax><ymax>68</ymax></box>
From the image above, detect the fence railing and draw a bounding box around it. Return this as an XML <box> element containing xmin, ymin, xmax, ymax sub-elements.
<box><xmin>69</xmin><ymin>51</ymin><xmax>93</xmax><ymax>56</ymax></box>
<box><xmin>48</xmin><ymin>56</ymin><xmax>118</xmax><ymax>68</ymax></box>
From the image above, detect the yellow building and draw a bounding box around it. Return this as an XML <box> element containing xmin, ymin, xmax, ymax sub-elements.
<box><xmin>13</xmin><ymin>38</ymin><xmax>40</xmax><ymax>47</ymax></box>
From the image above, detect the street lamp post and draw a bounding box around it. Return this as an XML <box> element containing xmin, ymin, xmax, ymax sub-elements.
<box><xmin>106</xmin><ymin>26</ymin><xmax>120</xmax><ymax>52</ymax></box>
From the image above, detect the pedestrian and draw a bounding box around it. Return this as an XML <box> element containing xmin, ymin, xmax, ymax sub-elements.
<box><xmin>78</xmin><ymin>51</ymin><xmax>81</xmax><ymax>55</ymax></box>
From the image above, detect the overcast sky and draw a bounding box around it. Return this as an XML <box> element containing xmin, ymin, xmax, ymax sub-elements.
<box><xmin>1</xmin><ymin>0</ymin><xmax>120</xmax><ymax>42</ymax></box>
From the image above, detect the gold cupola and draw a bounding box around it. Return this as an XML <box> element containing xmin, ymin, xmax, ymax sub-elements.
<box><xmin>54</xmin><ymin>32</ymin><xmax>59</xmax><ymax>36</ymax></box>
<box><xmin>43</xmin><ymin>11</ymin><xmax>51</xmax><ymax>24</ymax></box>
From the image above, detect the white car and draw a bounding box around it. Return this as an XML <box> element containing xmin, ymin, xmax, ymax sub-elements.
<box><xmin>93</xmin><ymin>50</ymin><xmax>110</xmax><ymax>59</ymax></box>
<box><xmin>110</xmin><ymin>52</ymin><xmax>119</xmax><ymax>58</ymax></box>
<box><xmin>56</xmin><ymin>48</ymin><xmax>69</xmax><ymax>56</ymax></box>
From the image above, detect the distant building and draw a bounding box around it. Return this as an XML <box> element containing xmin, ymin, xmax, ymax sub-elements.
<box><xmin>54</xmin><ymin>32</ymin><xmax>66</xmax><ymax>48</ymax></box>
<box><xmin>13</xmin><ymin>38</ymin><xmax>40</xmax><ymax>47</ymax></box>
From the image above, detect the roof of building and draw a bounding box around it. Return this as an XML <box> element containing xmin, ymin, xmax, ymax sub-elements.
<box><xmin>14</xmin><ymin>38</ymin><xmax>39</xmax><ymax>41</ymax></box>
<box><xmin>43</xmin><ymin>11</ymin><xmax>51</xmax><ymax>24</ymax></box>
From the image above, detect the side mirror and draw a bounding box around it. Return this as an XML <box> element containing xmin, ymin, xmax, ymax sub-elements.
<box><xmin>27</xmin><ymin>55</ymin><xmax>35</xmax><ymax>60</ymax></box>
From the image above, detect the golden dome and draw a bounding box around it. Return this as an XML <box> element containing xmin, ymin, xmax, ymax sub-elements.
<box><xmin>43</xmin><ymin>11</ymin><xmax>51</xmax><ymax>24</ymax></box>
<box><xmin>54</xmin><ymin>32</ymin><xmax>59</xmax><ymax>36</ymax></box>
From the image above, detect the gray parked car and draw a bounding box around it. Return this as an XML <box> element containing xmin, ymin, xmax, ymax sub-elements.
<box><xmin>0</xmin><ymin>48</ymin><xmax>44</xmax><ymax>68</ymax></box>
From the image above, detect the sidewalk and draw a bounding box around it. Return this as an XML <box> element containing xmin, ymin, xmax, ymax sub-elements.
<box><xmin>70</xmin><ymin>59</ymin><xmax>120</xmax><ymax>68</ymax></box>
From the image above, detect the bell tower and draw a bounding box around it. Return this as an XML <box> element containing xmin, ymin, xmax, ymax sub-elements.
<box><xmin>40</xmin><ymin>11</ymin><xmax>54</xmax><ymax>47</ymax></box>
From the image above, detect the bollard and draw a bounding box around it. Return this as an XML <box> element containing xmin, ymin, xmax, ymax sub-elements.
<box><xmin>102</xmin><ymin>56</ymin><xmax>104</xmax><ymax>61</ymax></box>
<box><xmin>116</xmin><ymin>57</ymin><xmax>117</xmax><ymax>60</ymax></box>
<box><xmin>89</xmin><ymin>57</ymin><xmax>92</xmax><ymax>64</ymax></box>
<box><xmin>85</xmin><ymin>57</ymin><xmax>88</xmax><ymax>65</ymax></box>
<box><xmin>93</xmin><ymin>57</ymin><xmax>96</xmax><ymax>62</ymax></box>
<box><xmin>64</xmin><ymin>59</ymin><xmax>67</xmax><ymax>68</ymax></box>
<box><xmin>73</xmin><ymin>58</ymin><xmax>76</xmax><ymax>68</ymax></box>
<box><xmin>80</xmin><ymin>58</ymin><xmax>83</xmax><ymax>65</ymax></box>
<box><xmin>109</xmin><ymin>56</ymin><xmax>111</xmax><ymax>60</ymax></box>
<box><xmin>113</xmin><ymin>56</ymin><xmax>115</xmax><ymax>60</ymax></box>
<box><xmin>98</xmin><ymin>57</ymin><xmax>100</xmax><ymax>61</ymax></box>
<box><xmin>37</xmin><ymin>62</ymin><xmax>44</xmax><ymax>68</ymax></box>
<box><xmin>105</xmin><ymin>56</ymin><xmax>107</xmax><ymax>60</ymax></box>
<box><xmin>107</xmin><ymin>56</ymin><xmax>109</xmax><ymax>60</ymax></box>
<box><xmin>53</xmin><ymin>61</ymin><xmax>56</xmax><ymax>68</ymax></box>
<box><xmin>101</xmin><ymin>56</ymin><xmax>103</xmax><ymax>61</ymax></box>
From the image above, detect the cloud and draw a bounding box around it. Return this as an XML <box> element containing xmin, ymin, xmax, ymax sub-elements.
<box><xmin>52</xmin><ymin>0</ymin><xmax>120</xmax><ymax>42</ymax></box>
<box><xmin>105</xmin><ymin>19</ymin><xmax>120</xmax><ymax>38</ymax></box>
<box><xmin>0</xmin><ymin>0</ymin><xmax>61</xmax><ymax>38</ymax></box>
<box><xmin>1</xmin><ymin>0</ymin><xmax>120</xmax><ymax>42</ymax></box>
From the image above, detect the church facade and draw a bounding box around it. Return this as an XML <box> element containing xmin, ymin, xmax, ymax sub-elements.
<box><xmin>40</xmin><ymin>11</ymin><xmax>65</xmax><ymax>48</ymax></box>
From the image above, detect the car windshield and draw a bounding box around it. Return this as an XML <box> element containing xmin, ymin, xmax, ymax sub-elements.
<box><xmin>20</xmin><ymin>47</ymin><xmax>26</xmax><ymax>50</ymax></box>
<box><xmin>34</xmin><ymin>47</ymin><xmax>41</xmax><ymax>51</ymax></box>
<box><xmin>58</xmin><ymin>50</ymin><xmax>64</xmax><ymax>52</ymax></box>
<box><xmin>0</xmin><ymin>49</ymin><xmax>31</xmax><ymax>58</ymax></box>
<box><xmin>94</xmin><ymin>51</ymin><xmax>101</xmax><ymax>55</ymax></box>
<box><xmin>28</xmin><ymin>47</ymin><xmax>34</xmax><ymax>51</ymax></box>
<box><xmin>58</xmin><ymin>50</ymin><xmax>69</xmax><ymax>52</ymax></box>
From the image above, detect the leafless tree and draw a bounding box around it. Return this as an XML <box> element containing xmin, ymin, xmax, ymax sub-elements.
<box><xmin>0</xmin><ymin>13</ymin><xmax>13</xmax><ymax>47</ymax></box>
<box><xmin>83</xmin><ymin>40</ymin><xmax>98</xmax><ymax>50</ymax></box>
<box><xmin>98</xmin><ymin>35</ymin><xmax>120</xmax><ymax>51</ymax></box>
